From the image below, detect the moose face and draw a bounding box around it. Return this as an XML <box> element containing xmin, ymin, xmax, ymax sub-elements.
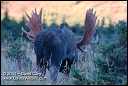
<box><xmin>22</xmin><ymin>8</ymin><xmax>97</xmax><ymax>82</ymax></box>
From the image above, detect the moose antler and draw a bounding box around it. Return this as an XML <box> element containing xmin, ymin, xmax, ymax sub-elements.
<box><xmin>77</xmin><ymin>8</ymin><xmax>97</xmax><ymax>51</ymax></box>
<box><xmin>22</xmin><ymin>8</ymin><xmax>43</xmax><ymax>42</ymax></box>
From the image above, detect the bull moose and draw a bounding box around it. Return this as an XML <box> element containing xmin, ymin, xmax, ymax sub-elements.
<box><xmin>22</xmin><ymin>8</ymin><xmax>97</xmax><ymax>82</ymax></box>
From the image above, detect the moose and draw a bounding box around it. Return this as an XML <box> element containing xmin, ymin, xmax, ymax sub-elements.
<box><xmin>22</xmin><ymin>8</ymin><xmax>97</xmax><ymax>82</ymax></box>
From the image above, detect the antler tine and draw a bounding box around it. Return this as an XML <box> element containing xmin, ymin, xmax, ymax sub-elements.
<box><xmin>39</xmin><ymin>8</ymin><xmax>42</xmax><ymax>19</ymax></box>
<box><xmin>32</xmin><ymin>10</ymin><xmax>35</xmax><ymax>15</ymax></box>
<box><xmin>35</xmin><ymin>8</ymin><xmax>37</xmax><ymax>14</ymax></box>
<box><xmin>94</xmin><ymin>11</ymin><xmax>96</xmax><ymax>16</ymax></box>
<box><xmin>25</xmin><ymin>11</ymin><xmax>31</xmax><ymax>20</ymax></box>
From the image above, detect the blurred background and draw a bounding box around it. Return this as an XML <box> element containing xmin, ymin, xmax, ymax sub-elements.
<box><xmin>1</xmin><ymin>1</ymin><xmax>127</xmax><ymax>85</ymax></box>
<box><xmin>1</xmin><ymin>1</ymin><xmax>127</xmax><ymax>25</ymax></box>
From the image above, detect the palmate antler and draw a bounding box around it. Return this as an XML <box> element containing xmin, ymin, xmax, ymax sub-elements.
<box><xmin>77</xmin><ymin>8</ymin><xmax>97</xmax><ymax>52</ymax></box>
<box><xmin>22</xmin><ymin>8</ymin><xmax>43</xmax><ymax>42</ymax></box>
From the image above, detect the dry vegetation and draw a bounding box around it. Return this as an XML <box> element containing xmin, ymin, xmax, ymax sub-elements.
<box><xmin>1</xmin><ymin>1</ymin><xmax>127</xmax><ymax>85</ymax></box>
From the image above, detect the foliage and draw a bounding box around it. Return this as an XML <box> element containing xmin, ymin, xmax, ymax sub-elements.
<box><xmin>93</xmin><ymin>20</ymin><xmax>127</xmax><ymax>85</ymax></box>
<box><xmin>1</xmin><ymin>10</ymin><xmax>127</xmax><ymax>85</ymax></box>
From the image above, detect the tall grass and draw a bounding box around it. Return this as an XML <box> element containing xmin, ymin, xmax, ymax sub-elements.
<box><xmin>1</xmin><ymin>11</ymin><xmax>127</xmax><ymax>85</ymax></box>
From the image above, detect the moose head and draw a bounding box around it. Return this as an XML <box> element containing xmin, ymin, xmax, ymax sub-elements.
<box><xmin>22</xmin><ymin>8</ymin><xmax>97</xmax><ymax>83</ymax></box>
